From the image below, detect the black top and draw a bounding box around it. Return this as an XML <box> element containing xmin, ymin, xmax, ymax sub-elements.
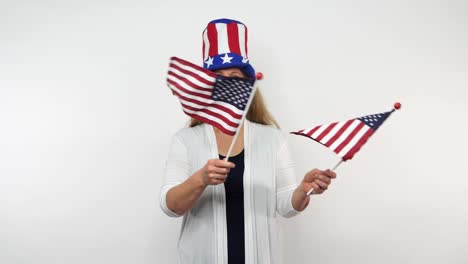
<box><xmin>219</xmin><ymin>150</ymin><xmax>245</xmax><ymax>264</ymax></box>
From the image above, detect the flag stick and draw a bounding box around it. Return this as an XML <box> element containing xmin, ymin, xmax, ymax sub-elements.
<box><xmin>332</xmin><ymin>159</ymin><xmax>343</xmax><ymax>171</ymax></box>
<box><xmin>225</xmin><ymin>75</ymin><xmax>262</xmax><ymax>161</ymax></box>
<box><xmin>306</xmin><ymin>159</ymin><xmax>343</xmax><ymax>196</ymax></box>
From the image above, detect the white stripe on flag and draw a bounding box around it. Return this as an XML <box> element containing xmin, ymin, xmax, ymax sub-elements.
<box><xmin>319</xmin><ymin>121</ymin><xmax>347</xmax><ymax>144</ymax></box>
<box><xmin>238</xmin><ymin>24</ymin><xmax>246</xmax><ymax>58</ymax></box>
<box><xmin>167</xmin><ymin>75</ymin><xmax>212</xmax><ymax>96</ymax></box>
<box><xmin>168</xmin><ymin>84</ymin><xmax>244</xmax><ymax>116</ymax></box>
<box><xmin>301</xmin><ymin>127</ymin><xmax>316</xmax><ymax>136</ymax></box>
<box><xmin>329</xmin><ymin>120</ymin><xmax>361</xmax><ymax>151</ymax></box>
<box><xmin>168</xmin><ymin>68</ymin><xmax>213</xmax><ymax>92</ymax></box>
<box><xmin>337</xmin><ymin>125</ymin><xmax>371</xmax><ymax>158</ymax></box>
<box><xmin>181</xmin><ymin>107</ymin><xmax>238</xmax><ymax>133</ymax></box>
<box><xmin>215</xmin><ymin>23</ymin><xmax>230</xmax><ymax>54</ymax></box>
<box><xmin>170</xmin><ymin>59</ymin><xmax>216</xmax><ymax>83</ymax></box>
<box><xmin>311</xmin><ymin>124</ymin><xmax>328</xmax><ymax>139</ymax></box>
<box><xmin>177</xmin><ymin>97</ymin><xmax>244</xmax><ymax>124</ymax></box>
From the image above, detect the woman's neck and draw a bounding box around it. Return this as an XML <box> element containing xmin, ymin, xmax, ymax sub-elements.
<box><xmin>213</xmin><ymin>123</ymin><xmax>244</xmax><ymax>156</ymax></box>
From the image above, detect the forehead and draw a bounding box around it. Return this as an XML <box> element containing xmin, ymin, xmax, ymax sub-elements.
<box><xmin>214</xmin><ymin>67</ymin><xmax>244</xmax><ymax>75</ymax></box>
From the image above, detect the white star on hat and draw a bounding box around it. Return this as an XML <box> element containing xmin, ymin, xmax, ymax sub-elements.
<box><xmin>242</xmin><ymin>57</ymin><xmax>249</xmax><ymax>63</ymax></box>
<box><xmin>221</xmin><ymin>53</ymin><xmax>233</xmax><ymax>64</ymax></box>
<box><xmin>204</xmin><ymin>56</ymin><xmax>214</xmax><ymax>67</ymax></box>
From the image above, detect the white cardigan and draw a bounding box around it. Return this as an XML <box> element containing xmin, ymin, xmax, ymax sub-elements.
<box><xmin>160</xmin><ymin>119</ymin><xmax>302</xmax><ymax>264</ymax></box>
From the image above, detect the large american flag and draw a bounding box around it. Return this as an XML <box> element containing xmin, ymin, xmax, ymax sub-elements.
<box><xmin>166</xmin><ymin>57</ymin><xmax>254</xmax><ymax>135</ymax></box>
<box><xmin>291</xmin><ymin>111</ymin><xmax>392</xmax><ymax>161</ymax></box>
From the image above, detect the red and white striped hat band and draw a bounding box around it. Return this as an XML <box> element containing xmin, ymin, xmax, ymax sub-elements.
<box><xmin>202</xmin><ymin>18</ymin><xmax>255</xmax><ymax>79</ymax></box>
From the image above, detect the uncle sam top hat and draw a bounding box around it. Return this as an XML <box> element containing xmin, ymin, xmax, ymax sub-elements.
<box><xmin>202</xmin><ymin>18</ymin><xmax>255</xmax><ymax>79</ymax></box>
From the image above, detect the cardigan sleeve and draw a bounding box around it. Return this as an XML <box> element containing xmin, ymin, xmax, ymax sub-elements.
<box><xmin>275</xmin><ymin>134</ymin><xmax>302</xmax><ymax>218</ymax></box>
<box><xmin>160</xmin><ymin>134</ymin><xmax>191</xmax><ymax>217</ymax></box>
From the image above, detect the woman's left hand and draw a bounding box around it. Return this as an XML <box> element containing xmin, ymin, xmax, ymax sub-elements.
<box><xmin>301</xmin><ymin>168</ymin><xmax>337</xmax><ymax>195</ymax></box>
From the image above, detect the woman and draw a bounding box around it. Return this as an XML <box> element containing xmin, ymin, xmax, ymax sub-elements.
<box><xmin>160</xmin><ymin>18</ymin><xmax>336</xmax><ymax>264</ymax></box>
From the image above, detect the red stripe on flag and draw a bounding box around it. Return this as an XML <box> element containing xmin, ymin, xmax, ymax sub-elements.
<box><xmin>324</xmin><ymin>119</ymin><xmax>354</xmax><ymax>147</ymax></box>
<box><xmin>169</xmin><ymin>64</ymin><xmax>215</xmax><ymax>89</ymax></box>
<box><xmin>167</xmin><ymin>78</ymin><xmax>211</xmax><ymax>99</ymax></box>
<box><xmin>207</xmin><ymin>24</ymin><xmax>218</xmax><ymax>57</ymax></box>
<box><xmin>227</xmin><ymin>22</ymin><xmax>241</xmax><ymax>55</ymax></box>
<box><xmin>170</xmin><ymin>89</ymin><xmax>242</xmax><ymax>119</ymax></box>
<box><xmin>307</xmin><ymin>126</ymin><xmax>320</xmax><ymax>137</ymax></box>
<box><xmin>342</xmin><ymin>128</ymin><xmax>374</xmax><ymax>161</ymax></box>
<box><xmin>180</xmin><ymin>103</ymin><xmax>239</xmax><ymax>128</ymax></box>
<box><xmin>334</xmin><ymin>122</ymin><xmax>365</xmax><ymax>154</ymax></box>
<box><xmin>170</xmin><ymin>57</ymin><xmax>217</xmax><ymax>78</ymax></box>
<box><xmin>167</xmin><ymin>70</ymin><xmax>212</xmax><ymax>93</ymax></box>
<box><xmin>171</xmin><ymin>90</ymin><xmax>208</xmax><ymax>110</ymax></box>
<box><xmin>187</xmin><ymin>113</ymin><xmax>236</xmax><ymax>136</ymax></box>
<box><xmin>315</xmin><ymin>122</ymin><xmax>338</xmax><ymax>142</ymax></box>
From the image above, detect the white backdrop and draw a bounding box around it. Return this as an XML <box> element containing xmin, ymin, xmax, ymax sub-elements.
<box><xmin>1</xmin><ymin>0</ymin><xmax>467</xmax><ymax>263</ymax></box>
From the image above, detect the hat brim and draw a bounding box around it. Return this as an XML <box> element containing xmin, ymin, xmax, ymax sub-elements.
<box><xmin>203</xmin><ymin>53</ymin><xmax>255</xmax><ymax>79</ymax></box>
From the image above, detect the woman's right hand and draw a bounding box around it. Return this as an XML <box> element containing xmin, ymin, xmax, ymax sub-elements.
<box><xmin>196</xmin><ymin>159</ymin><xmax>236</xmax><ymax>186</ymax></box>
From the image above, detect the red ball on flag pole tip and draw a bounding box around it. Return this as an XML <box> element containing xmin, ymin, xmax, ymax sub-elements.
<box><xmin>394</xmin><ymin>102</ymin><xmax>401</xmax><ymax>110</ymax></box>
<box><xmin>256</xmin><ymin>72</ymin><xmax>263</xmax><ymax>80</ymax></box>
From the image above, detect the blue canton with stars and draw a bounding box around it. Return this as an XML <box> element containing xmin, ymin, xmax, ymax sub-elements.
<box><xmin>357</xmin><ymin>111</ymin><xmax>391</xmax><ymax>130</ymax></box>
<box><xmin>211</xmin><ymin>76</ymin><xmax>254</xmax><ymax>110</ymax></box>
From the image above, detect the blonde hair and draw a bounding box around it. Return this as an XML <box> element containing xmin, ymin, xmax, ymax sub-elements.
<box><xmin>188</xmin><ymin>88</ymin><xmax>280</xmax><ymax>128</ymax></box>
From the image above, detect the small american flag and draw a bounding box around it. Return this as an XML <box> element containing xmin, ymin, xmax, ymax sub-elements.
<box><xmin>291</xmin><ymin>111</ymin><xmax>393</xmax><ymax>161</ymax></box>
<box><xmin>166</xmin><ymin>57</ymin><xmax>254</xmax><ymax>135</ymax></box>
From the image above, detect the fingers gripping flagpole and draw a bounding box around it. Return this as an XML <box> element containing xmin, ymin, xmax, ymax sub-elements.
<box><xmin>225</xmin><ymin>73</ymin><xmax>263</xmax><ymax>162</ymax></box>
<box><xmin>306</xmin><ymin>160</ymin><xmax>343</xmax><ymax>195</ymax></box>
